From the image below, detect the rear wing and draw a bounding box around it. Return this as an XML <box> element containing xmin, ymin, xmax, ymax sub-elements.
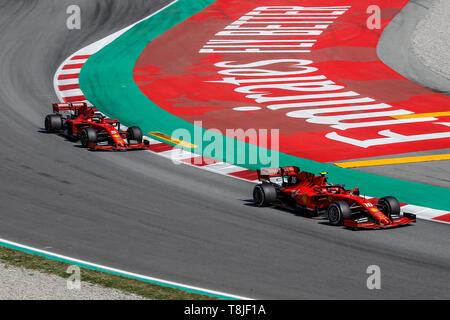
<box><xmin>52</xmin><ymin>102</ymin><xmax>88</xmax><ymax>113</ymax></box>
<box><xmin>257</xmin><ymin>166</ymin><xmax>300</xmax><ymax>183</ymax></box>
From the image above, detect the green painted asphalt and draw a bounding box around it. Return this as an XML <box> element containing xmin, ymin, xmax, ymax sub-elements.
<box><xmin>79</xmin><ymin>0</ymin><xmax>450</xmax><ymax>210</ymax></box>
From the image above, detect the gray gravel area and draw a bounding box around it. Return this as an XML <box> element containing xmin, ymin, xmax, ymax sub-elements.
<box><xmin>0</xmin><ymin>262</ymin><xmax>144</xmax><ymax>300</ymax></box>
<box><xmin>411</xmin><ymin>0</ymin><xmax>450</xmax><ymax>79</ymax></box>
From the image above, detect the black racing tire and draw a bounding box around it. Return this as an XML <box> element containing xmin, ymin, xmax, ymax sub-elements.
<box><xmin>80</xmin><ymin>128</ymin><xmax>97</xmax><ymax>148</ymax></box>
<box><xmin>327</xmin><ymin>201</ymin><xmax>351</xmax><ymax>226</ymax></box>
<box><xmin>378</xmin><ymin>196</ymin><xmax>401</xmax><ymax>219</ymax></box>
<box><xmin>127</xmin><ymin>126</ymin><xmax>143</xmax><ymax>144</ymax></box>
<box><xmin>44</xmin><ymin>114</ymin><xmax>62</xmax><ymax>133</ymax></box>
<box><xmin>253</xmin><ymin>183</ymin><xmax>277</xmax><ymax>207</ymax></box>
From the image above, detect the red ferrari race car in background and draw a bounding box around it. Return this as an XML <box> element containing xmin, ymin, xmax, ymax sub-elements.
<box><xmin>252</xmin><ymin>166</ymin><xmax>416</xmax><ymax>230</ymax></box>
<box><xmin>44</xmin><ymin>102</ymin><xmax>149</xmax><ymax>151</ymax></box>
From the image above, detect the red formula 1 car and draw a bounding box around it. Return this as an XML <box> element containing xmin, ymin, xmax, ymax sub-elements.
<box><xmin>252</xmin><ymin>166</ymin><xmax>416</xmax><ymax>230</ymax></box>
<box><xmin>44</xmin><ymin>102</ymin><xmax>149</xmax><ymax>151</ymax></box>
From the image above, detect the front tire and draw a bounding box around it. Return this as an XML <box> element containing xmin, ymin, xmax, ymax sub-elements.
<box><xmin>80</xmin><ymin>128</ymin><xmax>97</xmax><ymax>148</ymax></box>
<box><xmin>253</xmin><ymin>183</ymin><xmax>277</xmax><ymax>207</ymax></box>
<box><xmin>127</xmin><ymin>126</ymin><xmax>143</xmax><ymax>144</ymax></box>
<box><xmin>378</xmin><ymin>196</ymin><xmax>401</xmax><ymax>219</ymax></box>
<box><xmin>44</xmin><ymin>114</ymin><xmax>62</xmax><ymax>133</ymax></box>
<box><xmin>327</xmin><ymin>201</ymin><xmax>351</xmax><ymax>226</ymax></box>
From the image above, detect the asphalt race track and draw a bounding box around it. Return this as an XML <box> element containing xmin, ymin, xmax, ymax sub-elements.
<box><xmin>0</xmin><ymin>0</ymin><xmax>449</xmax><ymax>299</ymax></box>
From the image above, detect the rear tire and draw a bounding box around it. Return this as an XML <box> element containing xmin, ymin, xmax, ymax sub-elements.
<box><xmin>44</xmin><ymin>114</ymin><xmax>62</xmax><ymax>133</ymax></box>
<box><xmin>378</xmin><ymin>196</ymin><xmax>401</xmax><ymax>219</ymax></box>
<box><xmin>253</xmin><ymin>184</ymin><xmax>277</xmax><ymax>207</ymax></box>
<box><xmin>327</xmin><ymin>201</ymin><xmax>351</xmax><ymax>226</ymax></box>
<box><xmin>127</xmin><ymin>126</ymin><xmax>143</xmax><ymax>144</ymax></box>
<box><xmin>80</xmin><ymin>128</ymin><xmax>97</xmax><ymax>148</ymax></box>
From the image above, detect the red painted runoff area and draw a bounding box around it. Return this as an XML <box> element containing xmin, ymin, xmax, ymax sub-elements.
<box><xmin>133</xmin><ymin>0</ymin><xmax>450</xmax><ymax>162</ymax></box>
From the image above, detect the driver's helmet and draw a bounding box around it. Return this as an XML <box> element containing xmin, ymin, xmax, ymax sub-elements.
<box><xmin>287</xmin><ymin>175</ymin><xmax>297</xmax><ymax>185</ymax></box>
<box><xmin>92</xmin><ymin>112</ymin><xmax>104</xmax><ymax>122</ymax></box>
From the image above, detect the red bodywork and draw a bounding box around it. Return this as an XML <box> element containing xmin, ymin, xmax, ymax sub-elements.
<box><xmin>51</xmin><ymin>102</ymin><xmax>149</xmax><ymax>151</ymax></box>
<box><xmin>257</xmin><ymin>166</ymin><xmax>416</xmax><ymax>230</ymax></box>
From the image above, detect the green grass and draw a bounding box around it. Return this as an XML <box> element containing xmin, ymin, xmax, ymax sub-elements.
<box><xmin>0</xmin><ymin>245</ymin><xmax>217</xmax><ymax>300</ymax></box>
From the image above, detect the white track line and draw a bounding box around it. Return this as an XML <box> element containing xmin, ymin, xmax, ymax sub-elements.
<box><xmin>60</xmin><ymin>89</ymin><xmax>84</xmax><ymax>97</ymax></box>
<box><xmin>0</xmin><ymin>238</ymin><xmax>252</xmax><ymax>300</ymax></box>
<box><xmin>57</xmin><ymin>79</ymin><xmax>80</xmax><ymax>86</ymax></box>
<box><xmin>158</xmin><ymin>149</ymin><xmax>196</xmax><ymax>160</ymax></box>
